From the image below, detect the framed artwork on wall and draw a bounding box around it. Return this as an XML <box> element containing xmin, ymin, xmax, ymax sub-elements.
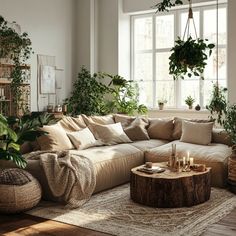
<box><xmin>40</xmin><ymin>65</ymin><xmax>56</xmax><ymax>94</ymax></box>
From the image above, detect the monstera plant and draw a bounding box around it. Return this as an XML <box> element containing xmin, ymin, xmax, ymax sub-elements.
<box><xmin>0</xmin><ymin>113</ymin><xmax>57</xmax><ymax>168</ymax></box>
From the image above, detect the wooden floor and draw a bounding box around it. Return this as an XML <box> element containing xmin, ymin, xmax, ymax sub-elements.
<box><xmin>1</xmin><ymin>209</ymin><xmax>236</xmax><ymax>236</ymax></box>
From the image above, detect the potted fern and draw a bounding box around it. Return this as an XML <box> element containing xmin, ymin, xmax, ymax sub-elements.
<box><xmin>185</xmin><ymin>96</ymin><xmax>195</xmax><ymax>109</ymax></box>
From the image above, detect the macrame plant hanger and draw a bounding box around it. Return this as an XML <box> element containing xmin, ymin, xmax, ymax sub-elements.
<box><xmin>183</xmin><ymin>0</ymin><xmax>198</xmax><ymax>40</ymax></box>
<box><xmin>216</xmin><ymin>0</ymin><xmax>219</xmax><ymax>95</ymax></box>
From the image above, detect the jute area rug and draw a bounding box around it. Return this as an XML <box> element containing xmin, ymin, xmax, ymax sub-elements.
<box><xmin>27</xmin><ymin>184</ymin><xmax>236</xmax><ymax>236</ymax></box>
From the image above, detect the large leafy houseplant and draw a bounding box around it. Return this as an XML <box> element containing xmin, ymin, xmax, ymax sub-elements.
<box><xmin>105</xmin><ymin>75</ymin><xmax>148</xmax><ymax>115</ymax></box>
<box><xmin>206</xmin><ymin>84</ymin><xmax>227</xmax><ymax>125</ymax></box>
<box><xmin>152</xmin><ymin>0</ymin><xmax>183</xmax><ymax>12</ymax></box>
<box><xmin>0</xmin><ymin>15</ymin><xmax>33</xmax><ymax>113</ymax></box>
<box><xmin>0</xmin><ymin>113</ymin><xmax>57</xmax><ymax>168</ymax></box>
<box><xmin>169</xmin><ymin>37</ymin><xmax>215</xmax><ymax>80</ymax></box>
<box><xmin>66</xmin><ymin>67</ymin><xmax>147</xmax><ymax>116</ymax></box>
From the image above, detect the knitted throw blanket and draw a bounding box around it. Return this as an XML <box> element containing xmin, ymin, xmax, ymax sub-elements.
<box><xmin>25</xmin><ymin>150</ymin><xmax>96</xmax><ymax>209</ymax></box>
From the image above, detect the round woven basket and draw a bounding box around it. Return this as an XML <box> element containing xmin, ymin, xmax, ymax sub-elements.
<box><xmin>0</xmin><ymin>168</ymin><xmax>42</xmax><ymax>214</ymax></box>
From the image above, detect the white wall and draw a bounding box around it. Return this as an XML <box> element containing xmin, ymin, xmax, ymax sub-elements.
<box><xmin>227</xmin><ymin>0</ymin><xmax>236</xmax><ymax>104</ymax></box>
<box><xmin>0</xmin><ymin>0</ymin><xmax>76</xmax><ymax>111</ymax></box>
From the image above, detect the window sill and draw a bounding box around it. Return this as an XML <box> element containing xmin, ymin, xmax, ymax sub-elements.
<box><xmin>148</xmin><ymin>108</ymin><xmax>210</xmax><ymax>114</ymax></box>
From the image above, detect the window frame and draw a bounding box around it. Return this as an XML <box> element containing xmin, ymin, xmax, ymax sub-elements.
<box><xmin>131</xmin><ymin>3</ymin><xmax>227</xmax><ymax>109</ymax></box>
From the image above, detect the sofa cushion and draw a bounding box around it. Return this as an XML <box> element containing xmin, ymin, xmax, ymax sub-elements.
<box><xmin>145</xmin><ymin>140</ymin><xmax>231</xmax><ymax>187</ymax></box>
<box><xmin>58</xmin><ymin>116</ymin><xmax>86</xmax><ymax>132</ymax></box>
<box><xmin>130</xmin><ymin>139</ymin><xmax>169</xmax><ymax>152</ymax></box>
<box><xmin>69</xmin><ymin>144</ymin><xmax>144</xmax><ymax>193</ymax></box>
<box><xmin>172</xmin><ymin>117</ymin><xmax>211</xmax><ymax>140</ymax></box>
<box><xmin>82</xmin><ymin>114</ymin><xmax>115</xmax><ymax>125</ymax></box>
<box><xmin>113</xmin><ymin>114</ymin><xmax>134</xmax><ymax>124</ymax></box>
<box><xmin>89</xmin><ymin>122</ymin><xmax>132</xmax><ymax>145</ymax></box>
<box><xmin>122</xmin><ymin>118</ymin><xmax>150</xmax><ymax>141</ymax></box>
<box><xmin>212</xmin><ymin>128</ymin><xmax>232</xmax><ymax>146</ymax></box>
<box><xmin>147</xmin><ymin>118</ymin><xmax>174</xmax><ymax>141</ymax></box>
<box><xmin>67</xmin><ymin>128</ymin><xmax>100</xmax><ymax>150</ymax></box>
<box><xmin>180</xmin><ymin>121</ymin><xmax>214</xmax><ymax>145</ymax></box>
<box><xmin>37</xmin><ymin>123</ymin><xmax>74</xmax><ymax>151</ymax></box>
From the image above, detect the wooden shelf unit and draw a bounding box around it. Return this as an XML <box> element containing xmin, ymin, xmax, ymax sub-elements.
<box><xmin>0</xmin><ymin>62</ymin><xmax>31</xmax><ymax>116</ymax></box>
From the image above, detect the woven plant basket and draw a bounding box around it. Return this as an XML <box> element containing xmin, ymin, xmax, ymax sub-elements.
<box><xmin>0</xmin><ymin>168</ymin><xmax>42</xmax><ymax>214</ymax></box>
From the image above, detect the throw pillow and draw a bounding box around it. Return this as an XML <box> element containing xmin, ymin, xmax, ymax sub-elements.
<box><xmin>58</xmin><ymin>116</ymin><xmax>86</xmax><ymax>132</ymax></box>
<box><xmin>147</xmin><ymin>118</ymin><xmax>174</xmax><ymax>140</ymax></box>
<box><xmin>82</xmin><ymin>114</ymin><xmax>115</xmax><ymax>125</ymax></box>
<box><xmin>67</xmin><ymin>128</ymin><xmax>99</xmax><ymax>150</ymax></box>
<box><xmin>113</xmin><ymin>114</ymin><xmax>134</xmax><ymax>124</ymax></box>
<box><xmin>172</xmin><ymin>117</ymin><xmax>211</xmax><ymax>140</ymax></box>
<box><xmin>37</xmin><ymin>123</ymin><xmax>74</xmax><ymax>151</ymax></box>
<box><xmin>89</xmin><ymin>122</ymin><xmax>132</xmax><ymax>145</ymax></box>
<box><xmin>180</xmin><ymin>121</ymin><xmax>214</xmax><ymax>145</ymax></box>
<box><xmin>123</xmin><ymin>117</ymin><xmax>150</xmax><ymax>141</ymax></box>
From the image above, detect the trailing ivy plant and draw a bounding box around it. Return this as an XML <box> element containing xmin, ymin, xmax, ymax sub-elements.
<box><xmin>169</xmin><ymin>37</ymin><xmax>215</xmax><ymax>80</ymax></box>
<box><xmin>206</xmin><ymin>84</ymin><xmax>227</xmax><ymax>125</ymax></box>
<box><xmin>152</xmin><ymin>0</ymin><xmax>183</xmax><ymax>12</ymax></box>
<box><xmin>0</xmin><ymin>15</ymin><xmax>33</xmax><ymax>114</ymax></box>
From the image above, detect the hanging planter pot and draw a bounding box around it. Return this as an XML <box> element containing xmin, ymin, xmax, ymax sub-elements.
<box><xmin>169</xmin><ymin>36</ymin><xmax>215</xmax><ymax>80</ymax></box>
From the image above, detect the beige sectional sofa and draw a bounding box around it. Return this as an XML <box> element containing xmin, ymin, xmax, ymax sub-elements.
<box><xmin>1</xmin><ymin>114</ymin><xmax>232</xmax><ymax>201</ymax></box>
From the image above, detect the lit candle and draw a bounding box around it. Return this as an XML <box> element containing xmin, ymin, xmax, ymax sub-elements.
<box><xmin>187</xmin><ymin>151</ymin><xmax>190</xmax><ymax>162</ymax></box>
<box><xmin>183</xmin><ymin>157</ymin><xmax>186</xmax><ymax>165</ymax></box>
<box><xmin>190</xmin><ymin>157</ymin><xmax>194</xmax><ymax>166</ymax></box>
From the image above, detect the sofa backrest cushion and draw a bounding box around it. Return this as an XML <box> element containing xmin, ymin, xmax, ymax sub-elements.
<box><xmin>147</xmin><ymin>118</ymin><xmax>174</xmax><ymax>141</ymax></box>
<box><xmin>58</xmin><ymin>115</ymin><xmax>86</xmax><ymax>132</ymax></box>
<box><xmin>88</xmin><ymin>122</ymin><xmax>132</xmax><ymax>145</ymax></box>
<box><xmin>173</xmin><ymin>117</ymin><xmax>211</xmax><ymax>140</ymax></box>
<box><xmin>113</xmin><ymin>114</ymin><xmax>134</xmax><ymax>124</ymax></box>
<box><xmin>180</xmin><ymin>121</ymin><xmax>214</xmax><ymax>145</ymax></box>
<box><xmin>67</xmin><ymin>127</ymin><xmax>100</xmax><ymax>150</ymax></box>
<box><xmin>82</xmin><ymin>114</ymin><xmax>115</xmax><ymax>125</ymax></box>
<box><xmin>212</xmin><ymin>128</ymin><xmax>232</xmax><ymax>146</ymax></box>
<box><xmin>37</xmin><ymin>123</ymin><xmax>74</xmax><ymax>151</ymax></box>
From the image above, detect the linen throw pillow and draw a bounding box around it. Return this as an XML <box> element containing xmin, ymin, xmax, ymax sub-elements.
<box><xmin>82</xmin><ymin>114</ymin><xmax>115</xmax><ymax>125</ymax></box>
<box><xmin>89</xmin><ymin>122</ymin><xmax>132</xmax><ymax>145</ymax></box>
<box><xmin>37</xmin><ymin>123</ymin><xmax>74</xmax><ymax>151</ymax></box>
<box><xmin>58</xmin><ymin>116</ymin><xmax>86</xmax><ymax>132</ymax></box>
<box><xmin>122</xmin><ymin>117</ymin><xmax>150</xmax><ymax>141</ymax></box>
<box><xmin>180</xmin><ymin>121</ymin><xmax>214</xmax><ymax>145</ymax></box>
<box><xmin>67</xmin><ymin>127</ymin><xmax>100</xmax><ymax>150</ymax></box>
<box><xmin>147</xmin><ymin>118</ymin><xmax>174</xmax><ymax>141</ymax></box>
<box><xmin>172</xmin><ymin>117</ymin><xmax>211</xmax><ymax>140</ymax></box>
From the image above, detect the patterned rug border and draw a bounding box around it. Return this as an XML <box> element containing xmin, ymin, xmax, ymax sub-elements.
<box><xmin>27</xmin><ymin>184</ymin><xmax>236</xmax><ymax>236</ymax></box>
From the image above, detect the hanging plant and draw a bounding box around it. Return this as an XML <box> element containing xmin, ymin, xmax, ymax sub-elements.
<box><xmin>206</xmin><ymin>84</ymin><xmax>227</xmax><ymax>125</ymax></box>
<box><xmin>169</xmin><ymin>37</ymin><xmax>215</xmax><ymax>80</ymax></box>
<box><xmin>152</xmin><ymin>0</ymin><xmax>183</xmax><ymax>12</ymax></box>
<box><xmin>0</xmin><ymin>15</ymin><xmax>33</xmax><ymax>114</ymax></box>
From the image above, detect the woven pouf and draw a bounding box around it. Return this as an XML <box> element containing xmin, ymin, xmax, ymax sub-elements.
<box><xmin>0</xmin><ymin>168</ymin><xmax>42</xmax><ymax>214</ymax></box>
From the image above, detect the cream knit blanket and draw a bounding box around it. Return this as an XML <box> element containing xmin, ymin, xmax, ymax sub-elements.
<box><xmin>25</xmin><ymin>150</ymin><xmax>96</xmax><ymax>209</ymax></box>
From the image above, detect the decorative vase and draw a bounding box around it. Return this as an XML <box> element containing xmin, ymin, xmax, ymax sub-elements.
<box><xmin>159</xmin><ymin>104</ymin><xmax>164</xmax><ymax>110</ymax></box>
<box><xmin>195</xmin><ymin>104</ymin><xmax>201</xmax><ymax>111</ymax></box>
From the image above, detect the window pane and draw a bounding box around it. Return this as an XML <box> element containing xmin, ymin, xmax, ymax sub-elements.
<box><xmin>156</xmin><ymin>81</ymin><xmax>175</xmax><ymax>107</ymax></box>
<box><xmin>134</xmin><ymin>53</ymin><xmax>152</xmax><ymax>81</ymax></box>
<box><xmin>204</xmin><ymin>48</ymin><xmax>226</xmax><ymax>80</ymax></box>
<box><xmin>138</xmin><ymin>81</ymin><xmax>153</xmax><ymax>108</ymax></box>
<box><xmin>203</xmin><ymin>8</ymin><xmax>226</xmax><ymax>44</ymax></box>
<box><xmin>156</xmin><ymin>52</ymin><xmax>172</xmax><ymax>80</ymax></box>
<box><xmin>181</xmin><ymin>11</ymin><xmax>200</xmax><ymax>39</ymax></box>
<box><xmin>180</xmin><ymin>80</ymin><xmax>199</xmax><ymax>106</ymax></box>
<box><xmin>156</xmin><ymin>15</ymin><xmax>174</xmax><ymax>49</ymax></box>
<box><xmin>134</xmin><ymin>17</ymin><xmax>152</xmax><ymax>50</ymax></box>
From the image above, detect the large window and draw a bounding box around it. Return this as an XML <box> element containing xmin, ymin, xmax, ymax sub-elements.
<box><xmin>131</xmin><ymin>4</ymin><xmax>227</xmax><ymax>109</ymax></box>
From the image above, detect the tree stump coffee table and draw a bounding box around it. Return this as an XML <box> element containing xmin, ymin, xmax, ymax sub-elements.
<box><xmin>130</xmin><ymin>163</ymin><xmax>211</xmax><ymax>208</ymax></box>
